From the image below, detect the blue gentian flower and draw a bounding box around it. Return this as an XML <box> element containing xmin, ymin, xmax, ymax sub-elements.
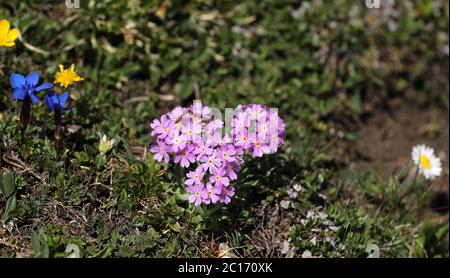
<box><xmin>44</xmin><ymin>91</ymin><xmax>72</xmax><ymax>111</ymax></box>
<box><xmin>10</xmin><ymin>72</ymin><xmax>53</xmax><ymax>103</ymax></box>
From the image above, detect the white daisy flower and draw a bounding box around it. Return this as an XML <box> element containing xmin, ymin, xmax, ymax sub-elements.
<box><xmin>411</xmin><ymin>144</ymin><xmax>442</xmax><ymax>180</ymax></box>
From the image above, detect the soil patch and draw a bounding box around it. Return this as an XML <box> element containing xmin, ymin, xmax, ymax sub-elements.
<box><xmin>347</xmin><ymin>93</ymin><xmax>449</xmax><ymax>215</ymax></box>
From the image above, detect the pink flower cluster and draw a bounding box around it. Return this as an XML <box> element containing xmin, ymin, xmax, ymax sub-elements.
<box><xmin>149</xmin><ymin>102</ymin><xmax>285</xmax><ymax>206</ymax></box>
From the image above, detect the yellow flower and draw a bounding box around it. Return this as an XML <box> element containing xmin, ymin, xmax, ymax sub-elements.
<box><xmin>0</xmin><ymin>19</ymin><xmax>19</xmax><ymax>48</ymax></box>
<box><xmin>54</xmin><ymin>64</ymin><xmax>84</xmax><ymax>88</ymax></box>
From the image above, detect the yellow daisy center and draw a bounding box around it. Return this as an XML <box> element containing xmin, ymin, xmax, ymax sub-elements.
<box><xmin>419</xmin><ymin>154</ymin><xmax>431</xmax><ymax>170</ymax></box>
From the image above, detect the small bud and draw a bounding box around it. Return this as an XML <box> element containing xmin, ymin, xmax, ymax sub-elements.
<box><xmin>99</xmin><ymin>135</ymin><xmax>115</xmax><ymax>155</ymax></box>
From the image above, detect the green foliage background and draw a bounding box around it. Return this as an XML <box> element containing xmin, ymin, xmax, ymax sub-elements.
<box><xmin>0</xmin><ymin>0</ymin><xmax>448</xmax><ymax>257</ymax></box>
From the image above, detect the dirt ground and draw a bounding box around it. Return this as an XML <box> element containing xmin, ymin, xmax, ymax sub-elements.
<box><xmin>345</xmin><ymin>93</ymin><xmax>449</xmax><ymax>215</ymax></box>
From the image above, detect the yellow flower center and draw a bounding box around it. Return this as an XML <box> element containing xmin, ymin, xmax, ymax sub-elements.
<box><xmin>195</xmin><ymin>192</ymin><xmax>200</xmax><ymax>197</ymax></box>
<box><xmin>419</xmin><ymin>154</ymin><xmax>432</xmax><ymax>170</ymax></box>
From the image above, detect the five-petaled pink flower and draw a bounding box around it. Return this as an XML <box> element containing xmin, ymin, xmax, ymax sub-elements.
<box><xmin>185</xmin><ymin>167</ymin><xmax>205</xmax><ymax>186</ymax></box>
<box><xmin>171</xmin><ymin>133</ymin><xmax>187</xmax><ymax>153</ymax></box>
<box><xmin>200</xmin><ymin>152</ymin><xmax>222</xmax><ymax>173</ymax></box>
<box><xmin>149</xmin><ymin>141</ymin><xmax>172</xmax><ymax>163</ymax></box>
<box><xmin>209</xmin><ymin>167</ymin><xmax>230</xmax><ymax>187</ymax></box>
<box><xmin>203</xmin><ymin>183</ymin><xmax>222</xmax><ymax>204</ymax></box>
<box><xmin>217</xmin><ymin>144</ymin><xmax>236</xmax><ymax>163</ymax></box>
<box><xmin>221</xmin><ymin>186</ymin><xmax>235</xmax><ymax>204</ymax></box>
<box><xmin>187</xmin><ymin>183</ymin><xmax>207</xmax><ymax>206</ymax></box>
<box><xmin>150</xmin><ymin>115</ymin><xmax>173</xmax><ymax>140</ymax></box>
<box><xmin>174</xmin><ymin>145</ymin><xmax>196</xmax><ymax>167</ymax></box>
<box><xmin>193</xmin><ymin>141</ymin><xmax>213</xmax><ymax>159</ymax></box>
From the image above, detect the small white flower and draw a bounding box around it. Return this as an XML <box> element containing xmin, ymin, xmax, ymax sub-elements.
<box><xmin>99</xmin><ymin>135</ymin><xmax>115</xmax><ymax>155</ymax></box>
<box><xmin>411</xmin><ymin>144</ymin><xmax>442</xmax><ymax>180</ymax></box>
<box><xmin>280</xmin><ymin>200</ymin><xmax>291</xmax><ymax>209</ymax></box>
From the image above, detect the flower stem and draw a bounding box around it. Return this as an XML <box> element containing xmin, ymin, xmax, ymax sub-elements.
<box><xmin>398</xmin><ymin>167</ymin><xmax>418</xmax><ymax>200</ymax></box>
<box><xmin>19</xmin><ymin>96</ymin><xmax>31</xmax><ymax>159</ymax></box>
<box><xmin>19</xmin><ymin>96</ymin><xmax>31</xmax><ymax>141</ymax></box>
<box><xmin>54</xmin><ymin>108</ymin><xmax>63</xmax><ymax>160</ymax></box>
<box><xmin>175</xmin><ymin>164</ymin><xmax>184</xmax><ymax>187</ymax></box>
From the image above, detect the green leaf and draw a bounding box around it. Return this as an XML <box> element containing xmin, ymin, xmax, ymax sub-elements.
<box><xmin>351</xmin><ymin>92</ymin><xmax>363</xmax><ymax>114</ymax></box>
<box><xmin>120</xmin><ymin>189</ymin><xmax>128</xmax><ymax>202</ymax></box>
<box><xmin>31</xmin><ymin>230</ymin><xmax>50</xmax><ymax>258</ymax></box>
<box><xmin>344</xmin><ymin>132</ymin><xmax>361</xmax><ymax>141</ymax></box>
<box><xmin>435</xmin><ymin>223</ymin><xmax>449</xmax><ymax>241</ymax></box>
<box><xmin>2</xmin><ymin>195</ymin><xmax>17</xmax><ymax>222</ymax></box>
<box><xmin>1</xmin><ymin>173</ymin><xmax>15</xmax><ymax>198</ymax></box>
<box><xmin>119</xmin><ymin>189</ymin><xmax>132</xmax><ymax>218</ymax></box>
<box><xmin>31</xmin><ymin>231</ymin><xmax>41</xmax><ymax>252</ymax></box>
<box><xmin>191</xmin><ymin>215</ymin><xmax>203</xmax><ymax>224</ymax></box>
<box><xmin>169</xmin><ymin>222</ymin><xmax>182</xmax><ymax>233</ymax></box>
<box><xmin>41</xmin><ymin>244</ymin><xmax>50</xmax><ymax>258</ymax></box>
<box><xmin>163</xmin><ymin>60</ymin><xmax>180</xmax><ymax>74</ymax></box>
<box><xmin>175</xmin><ymin>78</ymin><xmax>195</xmax><ymax>100</ymax></box>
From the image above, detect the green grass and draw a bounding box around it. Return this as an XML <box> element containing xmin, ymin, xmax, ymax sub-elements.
<box><xmin>0</xmin><ymin>0</ymin><xmax>448</xmax><ymax>258</ymax></box>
